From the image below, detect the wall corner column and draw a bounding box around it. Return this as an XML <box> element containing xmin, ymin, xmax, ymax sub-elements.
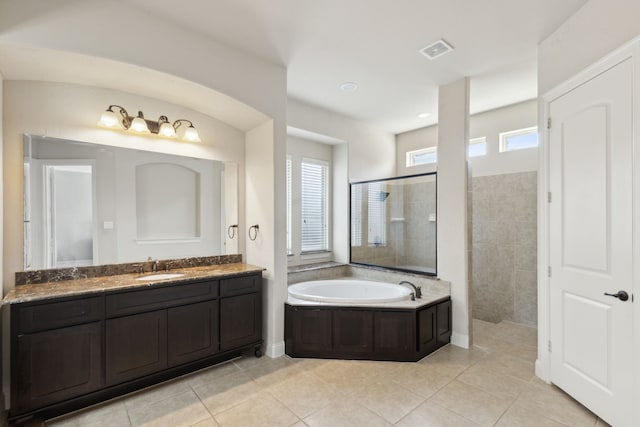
<box><xmin>245</xmin><ymin>119</ymin><xmax>287</xmax><ymax>358</ymax></box>
<box><xmin>437</xmin><ymin>77</ymin><xmax>471</xmax><ymax>348</ymax></box>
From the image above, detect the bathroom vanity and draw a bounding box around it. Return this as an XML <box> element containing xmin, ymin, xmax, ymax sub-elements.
<box><xmin>5</xmin><ymin>263</ymin><xmax>263</xmax><ymax>425</ymax></box>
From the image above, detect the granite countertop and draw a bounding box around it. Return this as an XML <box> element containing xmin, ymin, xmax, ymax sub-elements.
<box><xmin>3</xmin><ymin>263</ymin><xmax>265</xmax><ymax>305</ymax></box>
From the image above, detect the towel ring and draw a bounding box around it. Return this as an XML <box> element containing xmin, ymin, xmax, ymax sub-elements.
<box><xmin>248</xmin><ymin>224</ymin><xmax>259</xmax><ymax>241</ymax></box>
<box><xmin>227</xmin><ymin>224</ymin><xmax>238</xmax><ymax>239</ymax></box>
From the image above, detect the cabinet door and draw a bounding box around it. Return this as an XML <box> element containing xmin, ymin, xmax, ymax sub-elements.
<box><xmin>106</xmin><ymin>311</ymin><xmax>167</xmax><ymax>385</ymax></box>
<box><xmin>333</xmin><ymin>310</ymin><xmax>373</xmax><ymax>354</ymax></box>
<box><xmin>374</xmin><ymin>311</ymin><xmax>415</xmax><ymax>359</ymax></box>
<box><xmin>220</xmin><ymin>293</ymin><xmax>261</xmax><ymax>350</ymax></box>
<box><xmin>13</xmin><ymin>322</ymin><xmax>102</xmax><ymax>414</ymax></box>
<box><xmin>168</xmin><ymin>300</ymin><xmax>219</xmax><ymax>367</ymax></box>
<box><xmin>291</xmin><ymin>308</ymin><xmax>332</xmax><ymax>353</ymax></box>
<box><xmin>419</xmin><ymin>306</ymin><xmax>437</xmax><ymax>353</ymax></box>
<box><xmin>436</xmin><ymin>300</ymin><xmax>452</xmax><ymax>348</ymax></box>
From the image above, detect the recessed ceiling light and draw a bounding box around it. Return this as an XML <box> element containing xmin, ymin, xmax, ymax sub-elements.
<box><xmin>420</xmin><ymin>39</ymin><xmax>454</xmax><ymax>60</ymax></box>
<box><xmin>339</xmin><ymin>82</ymin><xmax>358</xmax><ymax>92</ymax></box>
<box><xmin>417</xmin><ymin>112</ymin><xmax>431</xmax><ymax>118</ymax></box>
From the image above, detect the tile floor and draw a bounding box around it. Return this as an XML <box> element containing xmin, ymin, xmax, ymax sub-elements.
<box><xmin>47</xmin><ymin>320</ymin><xmax>610</xmax><ymax>427</ymax></box>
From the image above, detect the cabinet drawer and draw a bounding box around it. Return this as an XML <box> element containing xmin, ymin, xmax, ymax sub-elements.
<box><xmin>220</xmin><ymin>275</ymin><xmax>261</xmax><ymax>297</ymax></box>
<box><xmin>106</xmin><ymin>280</ymin><xmax>218</xmax><ymax>317</ymax></box>
<box><xmin>16</xmin><ymin>296</ymin><xmax>104</xmax><ymax>334</ymax></box>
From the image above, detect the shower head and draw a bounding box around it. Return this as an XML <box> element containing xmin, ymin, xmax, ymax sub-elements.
<box><xmin>377</xmin><ymin>191</ymin><xmax>390</xmax><ymax>201</ymax></box>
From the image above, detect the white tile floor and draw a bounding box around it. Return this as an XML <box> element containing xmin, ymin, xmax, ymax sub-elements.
<box><xmin>47</xmin><ymin>320</ymin><xmax>609</xmax><ymax>426</ymax></box>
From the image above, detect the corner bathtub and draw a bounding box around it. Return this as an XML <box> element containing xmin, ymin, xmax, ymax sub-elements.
<box><xmin>288</xmin><ymin>279</ymin><xmax>412</xmax><ymax>304</ymax></box>
<box><xmin>285</xmin><ymin>279</ymin><xmax>452</xmax><ymax>361</ymax></box>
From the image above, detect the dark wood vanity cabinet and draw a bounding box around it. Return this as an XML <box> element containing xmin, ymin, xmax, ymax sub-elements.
<box><xmin>13</xmin><ymin>321</ymin><xmax>103</xmax><ymax>414</ymax></box>
<box><xmin>168</xmin><ymin>300</ymin><xmax>219</xmax><ymax>367</ymax></box>
<box><xmin>11</xmin><ymin>296</ymin><xmax>105</xmax><ymax>414</ymax></box>
<box><xmin>9</xmin><ymin>272</ymin><xmax>262</xmax><ymax>424</ymax></box>
<box><xmin>285</xmin><ymin>297</ymin><xmax>451</xmax><ymax>361</ymax></box>
<box><xmin>106</xmin><ymin>310</ymin><xmax>168</xmax><ymax>385</ymax></box>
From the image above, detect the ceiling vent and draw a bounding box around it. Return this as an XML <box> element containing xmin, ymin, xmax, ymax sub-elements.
<box><xmin>420</xmin><ymin>39</ymin><xmax>454</xmax><ymax>60</ymax></box>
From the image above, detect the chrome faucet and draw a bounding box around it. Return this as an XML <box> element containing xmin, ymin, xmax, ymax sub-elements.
<box><xmin>152</xmin><ymin>259</ymin><xmax>159</xmax><ymax>272</ymax></box>
<box><xmin>399</xmin><ymin>280</ymin><xmax>422</xmax><ymax>299</ymax></box>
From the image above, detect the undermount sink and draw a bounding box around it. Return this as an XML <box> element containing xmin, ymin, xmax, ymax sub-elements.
<box><xmin>135</xmin><ymin>273</ymin><xmax>185</xmax><ymax>281</ymax></box>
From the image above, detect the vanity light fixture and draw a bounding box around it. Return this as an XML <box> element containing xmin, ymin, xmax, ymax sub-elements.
<box><xmin>98</xmin><ymin>105</ymin><xmax>201</xmax><ymax>142</ymax></box>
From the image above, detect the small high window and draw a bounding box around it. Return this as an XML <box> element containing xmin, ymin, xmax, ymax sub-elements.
<box><xmin>406</xmin><ymin>147</ymin><xmax>437</xmax><ymax>167</ymax></box>
<box><xmin>468</xmin><ymin>137</ymin><xmax>487</xmax><ymax>157</ymax></box>
<box><xmin>499</xmin><ymin>126</ymin><xmax>538</xmax><ymax>152</ymax></box>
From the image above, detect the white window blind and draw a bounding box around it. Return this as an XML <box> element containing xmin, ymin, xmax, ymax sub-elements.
<box><xmin>286</xmin><ymin>157</ymin><xmax>292</xmax><ymax>255</ymax></box>
<box><xmin>367</xmin><ymin>182</ymin><xmax>387</xmax><ymax>246</ymax></box>
<box><xmin>350</xmin><ymin>184</ymin><xmax>363</xmax><ymax>246</ymax></box>
<box><xmin>301</xmin><ymin>159</ymin><xmax>329</xmax><ymax>252</ymax></box>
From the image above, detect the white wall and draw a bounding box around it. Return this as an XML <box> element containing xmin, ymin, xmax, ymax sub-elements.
<box><xmin>0</xmin><ymin>2</ymin><xmax>286</xmax><ymax>124</ymax></box>
<box><xmin>397</xmin><ymin>99</ymin><xmax>538</xmax><ymax>177</ymax></box>
<box><xmin>3</xmin><ymin>80</ymin><xmax>246</xmax><ymax>289</ymax></box>
<box><xmin>396</xmin><ymin>125</ymin><xmax>438</xmax><ymax>176</ymax></box>
<box><xmin>245</xmin><ymin>120</ymin><xmax>287</xmax><ymax>358</ymax></box>
<box><xmin>286</xmin><ymin>136</ymin><xmax>333</xmax><ymax>266</ymax></box>
<box><xmin>287</xmin><ymin>98</ymin><xmax>396</xmax><ymax>266</ymax></box>
<box><xmin>288</xmin><ymin>98</ymin><xmax>396</xmax><ymax>182</ymax></box>
<box><xmin>437</xmin><ymin>78</ymin><xmax>471</xmax><ymax>348</ymax></box>
<box><xmin>538</xmin><ymin>0</ymin><xmax>640</xmax><ymax>95</ymax></box>
<box><xmin>332</xmin><ymin>143</ymin><xmax>349</xmax><ymax>264</ymax></box>
<box><xmin>536</xmin><ymin>1</ymin><xmax>640</xmax><ymax>415</ymax></box>
<box><xmin>468</xmin><ymin>99</ymin><xmax>538</xmax><ymax>176</ymax></box>
<box><xmin>0</xmin><ymin>72</ymin><xmax>4</xmax><ymax>414</ymax></box>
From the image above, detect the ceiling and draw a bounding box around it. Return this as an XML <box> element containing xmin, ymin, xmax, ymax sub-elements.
<box><xmin>127</xmin><ymin>0</ymin><xmax>588</xmax><ymax>134</ymax></box>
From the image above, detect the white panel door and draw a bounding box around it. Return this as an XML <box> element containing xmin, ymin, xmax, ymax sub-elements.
<box><xmin>549</xmin><ymin>58</ymin><xmax>634</xmax><ymax>426</ymax></box>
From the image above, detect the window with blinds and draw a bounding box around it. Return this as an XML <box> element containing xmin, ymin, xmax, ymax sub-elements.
<box><xmin>301</xmin><ymin>159</ymin><xmax>329</xmax><ymax>252</ymax></box>
<box><xmin>286</xmin><ymin>157</ymin><xmax>292</xmax><ymax>255</ymax></box>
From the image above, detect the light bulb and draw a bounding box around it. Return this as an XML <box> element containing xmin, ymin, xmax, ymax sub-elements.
<box><xmin>182</xmin><ymin>125</ymin><xmax>201</xmax><ymax>142</ymax></box>
<box><xmin>98</xmin><ymin>109</ymin><xmax>122</xmax><ymax>128</ymax></box>
<box><xmin>129</xmin><ymin>113</ymin><xmax>150</xmax><ymax>134</ymax></box>
<box><xmin>158</xmin><ymin>122</ymin><xmax>177</xmax><ymax>138</ymax></box>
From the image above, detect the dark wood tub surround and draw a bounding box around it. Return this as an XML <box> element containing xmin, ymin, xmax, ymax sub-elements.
<box><xmin>4</xmin><ymin>264</ymin><xmax>264</xmax><ymax>426</ymax></box>
<box><xmin>285</xmin><ymin>297</ymin><xmax>451</xmax><ymax>361</ymax></box>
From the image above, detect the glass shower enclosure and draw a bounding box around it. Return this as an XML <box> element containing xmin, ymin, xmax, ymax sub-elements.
<box><xmin>350</xmin><ymin>172</ymin><xmax>436</xmax><ymax>276</ymax></box>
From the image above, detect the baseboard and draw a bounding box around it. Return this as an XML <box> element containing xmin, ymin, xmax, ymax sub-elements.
<box><xmin>451</xmin><ymin>332</ymin><xmax>470</xmax><ymax>349</ymax></box>
<box><xmin>535</xmin><ymin>357</ymin><xmax>550</xmax><ymax>383</ymax></box>
<box><xmin>266</xmin><ymin>340</ymin><xmax>285</xmax><ymax>358</ymax></box>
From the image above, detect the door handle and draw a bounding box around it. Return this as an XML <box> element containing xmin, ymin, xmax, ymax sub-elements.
<box><xmin>603</xmin><ymin>290</ymin><xmax>629</xmax><ymax>302</ymax></box>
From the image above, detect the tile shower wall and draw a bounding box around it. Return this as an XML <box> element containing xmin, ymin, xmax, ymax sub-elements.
<box><xmin>471</xmin><ymin>171</ymin><xmax>537</xmax><ymax>326</ymax></box>
<box><xmin>402</xmin><ymin>180</ymin><xmax>437</xmax><ymax>268</ymax></box>
<box><xmin>351</xmin><ymin>180</ymin><xmax>437</xmax><ymax>270</ymax></box>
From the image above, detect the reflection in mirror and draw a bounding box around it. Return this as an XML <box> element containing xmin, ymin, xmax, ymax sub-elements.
<box><xmin>23</xmin><ymin>134</ymin><xmax>238</xmax><ymax>270</ymax></box>
<box><xmin>350</xmin><ymin>173</ymin><xmax>436</xmax><ymax>275</ymax></box>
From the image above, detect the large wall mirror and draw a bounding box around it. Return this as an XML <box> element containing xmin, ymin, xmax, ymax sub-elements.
<box><xmin>350</xmin><ymin>173</ymin><xmax>436</xmax><ymax>276</ymax></box>
<box><xmin>23</xmin><ymin>134</ymin><xmax>239</xmax><ymax>270</ymax></box>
